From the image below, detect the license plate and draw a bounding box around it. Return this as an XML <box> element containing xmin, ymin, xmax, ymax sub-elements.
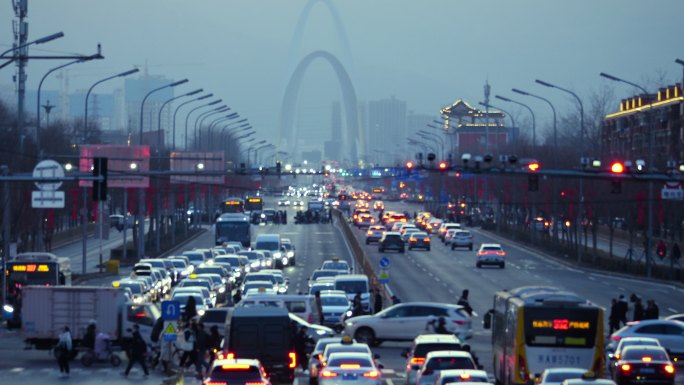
<box><xmin>343</xmin><ymin>373</ymin><xmax>358</xmax><ymax>380</ymax></box>
<box><xmin>640</xmin><ymin>368</ymin><xmax>655</xmax><ymax>374</ymax></box>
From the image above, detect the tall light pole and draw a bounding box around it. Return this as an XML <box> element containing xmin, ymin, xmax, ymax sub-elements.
<box><xmin>139</xmin><ymin>78</ymin><xmax>188</xmax><ymax>145</ymax></box>
<box><xmin>423</xmin><ymin>126</ymin><xmax>446</xmax><ymax>159</ymax></box>
<box><xmin>37</xmin><ymin>55</ymin><xmax>98</xmax><ymax>158</ymax></box>
<box><xmin>254</xmin><ymin>143</ymin><xmax>274</xmax><ymax>165</ymax></box>
<box><xmin>536</xmin><ymin>79</ymin><xmax>586</xmax><ymax>263</ymax></box>
<box><xmin>246</xmin><ymin>140</ymin><xmax>267</xmax><ymax>167</ymax></box>
<box><xmin>0</xmin><ymin>31</ymin><xmax>64</xmax><ymax>70</ymax></box>
<box><xmin>195</xmin><ymin>106</ymin><xmax>229</xmax><ymax>150</ymax></box>
<box><xmin>479</xmin><ymin>102</ymin><xmax>516</xmax><ymax>138</ymax></box>
<box><xmin>172</xmin><ymin>93</ymin><xmax>212</xmax><ymax>150</ymax></box>
<box><xmin>156</xmin><ymin>88</ymin><xmax>202</xmax><ymax>149</ymax></box>
<box><xmin>600</xmin><ymin>72</ymin><xmax>654</xmax><ymax>277</ymax></box>
<box><xmin>495</xmin><ymin>95</ymin><xmax>536</xmax><ymax>148</ymax></box>
<box><xmin>184</xmin><ymin>99</ymin><xmax>221</xmax><ymax>150</ymax></box>
<box><xmin>84</xmin><ymin>68</ymin><xmax>139</xmax><ymax>143</ymax></box>
<box><xmin>207</xmin><ymin>113</ymin><xmax>239</xmax><ymax>149</ymax></box>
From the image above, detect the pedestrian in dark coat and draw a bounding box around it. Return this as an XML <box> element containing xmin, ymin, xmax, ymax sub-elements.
<box><xmin>184</xmin><ymin>295</ymin><xmax>197</xmax><ymax>323</ymax></box>
<box><xmin>194</xmin><ymin>322</ymin><xmax>211</xmax><ymax>378</ymax></box>
<box><xmin>208</xmin><ymin>325</ymin><xmax>222</xmax><ymax>362</ymax></box>
<box><xmin>609</xmin><ymin>298</ymin><xmax>620</xmax><ymax>333</ymax></box>
<box><xmin>615</xmin><ymin>295</ymin><xmax>629</xmax><ymax>326</ymax></box>
<box><xmin>633</xmin><ymin>297</ymin><xmax>644</xmax><ymax>321</ymax></box>
<box><xmin>55</xmin><ymin>325</ymin><xmax>72</xmax><ymax>378</ymax></box>
<box><xmin>123</xmin><ymin>325</ymin><xmax>149</xmax><ymax>376</ymax></box>
<box><xmin>672</xmin><ymin>243</ymin><xmax>681</xmax><ymax>261</ymax></box>
<box><xmin>644</xmin><ymin>299</ymin><xmax>660</xmax><ymax>320</ymax></box>
<box><xmin>373</xmin><ymin>290</ymin><xmax>383</xmax><ymax>314</ymax></box>
<box><xmin>294</xmin><ymin>326</ymin><xmax>313</xmax><ymax>370</ymax></box>
<box><xmin>457</xmin><ymin>289</ymin><xmax>473</xmax><ymax>316</ymax></box>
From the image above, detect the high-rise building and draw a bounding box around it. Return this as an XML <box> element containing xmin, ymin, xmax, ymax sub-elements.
<box><xmin>367</xmin><ymin>97</ymin><xmax>407</xmax><ymax>165</ymax></box>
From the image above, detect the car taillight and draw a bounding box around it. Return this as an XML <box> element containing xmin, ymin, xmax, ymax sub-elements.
<box><xmin>641</xmin><ymin>356</ymin><xmax>652</xmax><ymax>362</ymax></box>
<box><xmin>496</xmin><ymin>251</ymin><xmax>505</xmax><ymax>255</ymax></box>
<box><xmin>321</xmin><ymin>370</ymin><xmax>338</xmax><ymax>377</ymax></box>
<box><xmin>453</xmin><ymin>320</ymin><xmax>466</xmax><ymax>325</ymax></box>
<box><xmin>410</xmin><ymin>357</ymin><xmax>425</xmax><ymax>365</ymax></box>
<box><xmin>620</xmin><ymin>364</ymin><xmax>631</xmax><ymax>372</ymax></box>
<box><xmin>664</xmin><ymin>364</ymin><xmax>675</xmax><ymax>374</ymax></box>
<box><xmin>363</xmin><ymin>371</ymin><xmax>380</xmax><ymax>378</ymax></box>
<box><xmin>289</xmin><ymin>352</ymin><xmax>297</xmax><ymax>369</ymax></box>
<box><xmin>423</xmin><ymin>238</ymin><xmax>430</xmax><ymax>242</ymax></box>
<box><xmin>460</xmin><ymin>373</ymin><xmax>471</xmax><ymax>380</ymax></box>
<box><xmin>409</xmin><ymin>239</ymin><xmax>417</xmax><ymax>242</ymax></box>
<box><xmin>340</xmin><ymin>364</ymin><xmax>361</xmax><ymax>369</ymax></box>
<box><xmin>245</xmin><ymin>382</ymin><xmax>266</xmax><ymax>385</ymax></box>
<box><xmin>611</xmin><ymin>335</ymin><xmax>622</xmax><ymax>341</ymax></box>
<box><xmin>205</xmin><ymin>382</ymin><xmax>227</xmax><ymax>385</ymax></box>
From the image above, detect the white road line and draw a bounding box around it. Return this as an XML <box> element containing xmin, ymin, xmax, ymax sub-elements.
<box><xmin>588</xmin><ymin>276</ymin><xmax>596</xmax><ymax>280</ymax></box>
<box><xmin>435</xmin><ymin>277</ymin><xmax>441</xmax><ymax>282</ymax></box>
<box><xmin>387</xmin><ymin>379</ymin><xmax>395</xmax><ymax>385</ymax></box>
<box><xmin>668</xmin><ymin>307</ymin><xmax>679</xmax><ymax>313</ymax></box>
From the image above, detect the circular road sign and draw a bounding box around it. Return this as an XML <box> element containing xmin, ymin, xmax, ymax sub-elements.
<box><xmin>379</xmin><ymin>256</ymin><xmax>391</xmax><ymax>269</ymax></box>
<box><xmin>33</xmin><ymin>159</ymin><xmax>64</xmax><ymax>191</ymax></box>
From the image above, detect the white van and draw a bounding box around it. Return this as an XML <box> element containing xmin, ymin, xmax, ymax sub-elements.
<box><xmin>254</xmin><ymin>234</ymin><xmax>286</xmax><ymax>268</ymax></box>
<box><xmin>333</xmin><ymin>274</ymin><xmax>372</xmax><ymax>313</ymax></box>
<box><xmin>238</xmin><ymin>293</ymin><xmax>321</xmax><ymax>324</ymax></box>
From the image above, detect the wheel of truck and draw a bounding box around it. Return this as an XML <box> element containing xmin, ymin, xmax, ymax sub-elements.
<box><xmin>110</xmin><ymin>354</ymin><xmax>122</xmax><ymax>367</ymax></box>
<box><xmin>81</xmin><ymin>351</ymin><xmax>94</xmax><ymax>367</ymax></box>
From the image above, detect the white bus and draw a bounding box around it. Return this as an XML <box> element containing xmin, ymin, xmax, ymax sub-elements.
<box><xmin>483</xmin><ymin>286</ymin><xmax>604</xmax><ymax>385</ymax></box>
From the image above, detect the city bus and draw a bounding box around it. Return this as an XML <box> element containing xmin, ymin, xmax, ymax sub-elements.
<box><xmin>221</xmin><ymin>197</ymin><xmax>245</xmax><ymax>214</ymax></box>
<box><xmin>4</xmin><ymin>253</ymin><xmax>72</xmax><ymax>325</ymax></box>
<box><xmin>215</xmin><ymin>213</ymin><xmax>251</xmax><ymax>247</ymax></box>
<box><xmin>244</xmin><ymin>196</ymin><xmax>264</xmax><ymax>212</ymax></box>
<box><xmin>484</xmin><ymin>286</ymin><xmax>604</xmax><ymax>385</ymax></box>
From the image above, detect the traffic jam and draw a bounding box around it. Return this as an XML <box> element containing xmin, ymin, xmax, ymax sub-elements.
<box><xmin>3</xmin><ymin>187</ymin><xmax>683</xmax><ymax>385</ymax></box>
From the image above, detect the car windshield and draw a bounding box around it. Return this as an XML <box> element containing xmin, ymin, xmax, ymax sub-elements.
<box><xmin>328</xmin><ymin>356</ymin><xmax>372</xmax><ymax>367</ymax></box>
<box><xmin>322</xmin><ymin>296</ymin><xmax>349</xmax><ymax>306</ymax></box>
<box><xmin>545</xmin><ymin>372</ymin><xmax>585</xmax><ymax>383</ymax></box>
<box><xmin>336</xmin><ymin>281</ymin><xmax>367</xmax><ymax>293</ymax></box>
<box><xmin>622</xmin><ymin>347</ymin><xmax>669</xmax><ymax>361</ymax></box>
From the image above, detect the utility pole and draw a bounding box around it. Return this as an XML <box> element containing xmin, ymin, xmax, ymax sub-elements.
<box><xmin>13</xmin><ymin>0</ymin><xmax>28</xmax><ymax>136</ymax></box>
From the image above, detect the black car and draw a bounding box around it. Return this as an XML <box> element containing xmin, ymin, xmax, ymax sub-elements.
<box><xmin>379</xmin><ymin>232</ymin><xmax>405</xmax><ymax>253</ymax></box>
<box><xmin>612</xmin><ymin>345</ymin><xmax>675</xmax><ymax>385</ymax></box>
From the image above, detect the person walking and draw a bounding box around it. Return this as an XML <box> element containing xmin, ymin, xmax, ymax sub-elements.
<box><xmin>208</xmin><ymin>325</ymin><xmax>222</xmax><ymax>363</ymax></box>
<box><xmin>194</xmin><ymin>322</ymin><xmax>211</xmax><ymax>379</ymax></box>
<box><xmin>351</xmin><ymin>294</ymin><xmax>364</xmax><ymax>318</ymax></box>
<box><xmin>633</xmin><ymin>297</ymin><xmax>644</xmax><ymax>321</ymax></box>
<box><xmin>457</xmin><ymin>289</ymin><xmax>473</xmax><ymax>316</ymax></box>
<box><xmin>644</xmin><ymin>299</ymin><xmax>660</xmax><ymax>320</ymax></box>
<box><xmin>178</xmin><ymin>323</ymin><xmax>195</xmax><ymax>370</ymax></box>
<box><xmin>55</xmin><ymin>325</ymin><xmax>72</xmax><ymax>378</ymax></box>
<box><xmin>615</xmin><ymin>294</ymin><xmax>629</xmax><ymax>327</ymax></box>
<box><xmin>293</xmin><ymin>326</ymin><xmax>313</xmax><ymax>371</ymax></box>
<box><xmin>609</xmin><ymin>298</ymin><xmax>620</xmax><ymax>334</ymax></box>
<box><xmin>123</xmin><ymin>325</ymin><xmax>149</xmax><ymax>377</ymax></box>
<box><xmin>672</xmin><ymin>243</ymin><xmax>681</xmax><ymax>262</ymax></box>
<box><xmin>314</xmin><ymin>291</ymin><xmax>324</xmax><ymax>325</ymax></box>
<box><xmin>184</xmin><ymin>296</ymin><xmax>197</xmax><ymax>324</ymax></box>
<box><xmin>373</xmin><ymin>290</ymin><xmax>383</xmax><ymax>314</ymax></box>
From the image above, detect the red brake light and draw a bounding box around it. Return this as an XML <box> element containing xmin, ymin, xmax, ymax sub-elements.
<box><xmin>340</xmin><ymin>364</ymin><xmax>361</xmax><ymax>369</ymax></box>
<box><xmin>641</xmin><ymin>356</ymin><xmax>652</xmax><ymax>362</ymax></box>
<box><xmin>289</xmin><ymin>352</ymin><xmax>297</xmax><ymax>369</ymax></box>
<box><xmin>321</xmin><ymin>370</ymin><xmax>338</xmax><ymax>377</ymax></box>
<box><xmin>611</xmin><ymin>335</ymin><xmax>622</xmax><ymax>341</ymax></box>
<box><xmin>410</xmin><ymin>357</ymin><xmax>425</xmax><ymax>365</ymax></box>
<box><xmin>620</xmin><ymin>364</ymin><xmax>631</xmax><ymax>371</ymax></box>
<box><xmin>460</xmin><ymin>373</ymin><xmax>471</xmax><ymax>380</ymax></box>
<box><xmin>363</xmin><ymin>370</ymin><xmax>380</xmax><ymax>378</ymax></box>
<box><xmin>245</xmin><ymin>382</ymin><xmax>266</xmax><ymax>385</ymax></box>
<box><xmin>424</xmin><ymin>238</ymin><xmax>430</xmax><ymax>242</ymax></box>
<box><xmin>206</xmin><ymin>382</ymin><xmax>227</xmax><ymax>385</ymax></box>
<box><xmin>664</xmin><ymin>364</ymin><xmax>675</xmax><ymax>374</ymax></box>
<box><xmin>453</xmin><ymin>320</ymin><xmax>466</xmax><ymax>325</ymax></box>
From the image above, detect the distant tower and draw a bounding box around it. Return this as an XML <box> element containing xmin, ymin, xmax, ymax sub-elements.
<box><xmin>484</xmin><ymin>80</ymin><xmax>491</xmax><ymax>153</ymax></box>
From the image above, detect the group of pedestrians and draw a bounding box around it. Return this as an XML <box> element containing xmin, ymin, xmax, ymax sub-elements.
<box><xmin>177</xmin><ymin>320</ymin><xmax>222</xmax><ymax>379</ymax></box>
<box><xmin>609</xmin><ymin>293</ymin><xmax>660</xmax><ymax>333</ymax></box>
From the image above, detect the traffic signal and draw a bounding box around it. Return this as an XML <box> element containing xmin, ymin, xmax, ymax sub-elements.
<box><xmin>406</xmin><ymin>161</ymin><xmax>414</xmax><ymax>175</ymax></box>
<box><xmin>610</xmin><ymin>161</ymin><xmax>624</xmax><ymax>194</ymax></box>
<box><xmin>92</xmin><ymin>157</ymin><xmax>107</xmax><ymax>201</ymax></box>
<box><xmin>438</xmin><ymin>161</ymin><xmax>448</xmax><ymax>170</ymax></box>
<box><xmin>527</xmin><ymin>162</ymin><xmax>540</xmax><ymax>172</ymax></box>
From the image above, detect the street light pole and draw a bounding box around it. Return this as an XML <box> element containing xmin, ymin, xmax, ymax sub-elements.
<box><xmin>138</xmin><ymin>78</ymin><xmax>188</xmax><ymax>145</ymax></box>
<box><xmin>536</xmin><ymin>78</ymin><xmax>585</xmax><ymax>262</ymax></box>
<box><xmin>0</xmin><ymin>31</ymin><xmax>64</xmax><ymax>70</ymax></box>
<box><xmin>600</xmin><ymin>72</ymin><xmax>654</xmax><ymax>277</ymax></box>
<box><xmin>156</xmin><ymin>88</ymin><xmax>202</xmax><ymax>149</ymax></box>
<box><xmin>84</xmin><ymin>68</ymin><xmax>139</xmax><ymax>144</ymax></box>
<box><xmin>184</xmin><ymin>100</ymin><xmax>222</xmax><ymax>150</ymax></box>
<box><xmin>172</xmin><ymin>93</ymin><xmax>212</xmax><ymax>150</ymax></box>
<box><xmin>207</xmin><ymin>113</ymin><xmax>239</xmax><ymax>149</ymax></box>
<box><xmin>495</xmin><ymin>95</ymin><xmax>536</xmax><ymax>148</ymax></box>
<box><xmin>195</xmin><ymin>106</ymin><xmax>229</xmax><ymax>150</ymax></box>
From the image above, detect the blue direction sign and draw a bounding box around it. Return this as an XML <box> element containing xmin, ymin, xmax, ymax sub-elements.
<box><xmin>378</xmin><ymin>256</ymin><xmax>391</xmax><ymax>269</ymax></box>
<box><xmin>161</xmin><ymin>300</ymin><xmax>180</xmax><ymax>320</ymax></box>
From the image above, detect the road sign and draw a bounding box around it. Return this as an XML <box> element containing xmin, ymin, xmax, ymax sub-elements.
<box><xmin>379</xmin><ymin>269</ymin><xmax>390</xmax><ymax>284</ymax></box>
<box><xmin>661</xmin><ymin>182</ymin><xmax>683</xmax><ymax>200</ymax></box>
<box><xmin>378</xmin><ymin>256</ymin><xmax>391</xmax><ymax>269</ymax></box>
<box><xmin>31</xmin><ymin>190</ymin><xmax>65</xmax><ymax>208</ymax></box>
<box><xmin>161</xmin><ymin>300</ymin><xmax>180</xmax><ymax>320</ymax></box>
<box><xmin>33</xmin><ymin>159</ymin><xmax>64</xmax><ymax>191</ymax></box>
<box><xmin>163</xmin><ymin>322</ymin><xmax>177</xmax><ymax>342</ymax></box>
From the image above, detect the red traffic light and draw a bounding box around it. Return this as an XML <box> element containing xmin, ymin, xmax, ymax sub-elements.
<box><xmin>438</xmin><ymin>161</ymin><xmax>448</xmax><ymax>170</ymax></box>
<box><xmin>406</xmin><ymin>161</ymin><xmax>414</xmax><ymax>169</ymax></box>
<box><xmin>610</xmin><ymin>162</ymin><xmax>625</xmax><ymax>174</ymax></box>
<box><xmin>527</xmin><ymin>162</ymin><xmax>540</xmax><ymax>172</ymax></box>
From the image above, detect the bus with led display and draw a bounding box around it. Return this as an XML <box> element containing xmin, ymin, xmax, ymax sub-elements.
<box><xmin>4</xmin><ymin>253</ymin><xmax>72</xmax><ymax>326</ymax></box>
<box><xmin>221</xmin><ymin>197</ymin><xmax>245</xmax><ymax>214</ymax></box>
<box><xmin>244</xmin><ymin>196</ymin><xmax>264</xmax><ymax>212</ymax></box>
<box><xmin>484</xmin><ymin>286</ymin><xmax>604</xmax><ymax>385</ymax></box>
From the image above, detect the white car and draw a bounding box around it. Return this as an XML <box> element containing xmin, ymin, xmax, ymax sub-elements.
<box><xmin>536</xmin><ymin>368</ymin><xmax>588</xmax><ymax>385</ymax></box>
<box><xmin>476</xmin><ymin>243</ymin><xmax>505</xmax><ymax>268</ymax></box>
<box><xmin>608</xmin><ymin>319</ymin><xmax>684</xmax><ymax>359</ymax></box>
<box><xmin>343</xmin><ymin>302</ymin><xmax>472</xmax><ymax>346</ymax></box>
<box><xmin>450</xmin><ymin>230</ymin><xmax>473</xmax><ymax>251</ymax></box>
<box><xmin>415</xmin><ymin>350</ymin><xmax>477</xmax><ymax>385</ymax></box>
<box><xmin>309</xmin><ymin>337</ymin><xmax>343</xmax><ymax>383</ymax></box>
<box><xmin>320</xmin><ymin>290</ymin><xmax>352</xmax><ymax>330</ymax></box>
<box><xmin>433</xmin><ymin>369</ymin><xmax>490</xmax><ymax>385</ymax></box>
<box><xmin>318</xmin><ymin>352</ymin><xmax>381</xmax><ymax>385</ymax></box>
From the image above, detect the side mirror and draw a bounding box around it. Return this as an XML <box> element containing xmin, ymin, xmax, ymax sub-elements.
<box><xmin>483</xmin><ymin>310</ymin><xmax>492</xmax><ymax>329</ymax></box>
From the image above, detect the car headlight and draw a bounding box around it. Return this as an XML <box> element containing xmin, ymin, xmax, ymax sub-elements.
<box><xmin>261</xmin><ymin>213</ymin><xmax>266</xmax><ymax>218</ymax></box>
<box><xmin>197</xmin><ymin>309</ymin><xmax>205</xmax><ymax>316</ymax></box>
<box><xmin>281</xmin><ymin>257</ymin><xmax>288</xmax><ymax>265</ymax></box>
<box><xmin>274</xmin><ymin>252</ymin><xmax>282</xmax><ymax>258</ymax></box>
<box><xmin>251</xmin><ymin>261</ymin><xmax>260</xmax><ymax>267</ymax></box>
<box><xmin>315</xmin><ymin>329</ymin><xmax>327</xmax><ymax>335</ymax></box>
<box><xmin>345</xmin><ymin>310</ymin><xmax>353</xmax><ymax>317</ymax></box>
<box><xmin>265</xmin><ymin>260</ymin><xmax>272</xmax><ymax>267</ymax></box>
<box><xmin>3</xmin><ymin>304</ymin><xmax>14</xmax><ymax>313</ymax></box>
<box><xmin>278</xmin><ymin>287</ymin><xmax>287</xmax><ymax>293</ymax></box>
<box><xmin>218</xmin><ymin>287</ymin><xmax>226</xmax><ymax>293</ymax></box>
<box><xmin>287</xmin><ymin>251</ymin><xmax>294</xmax><ymax>258</ymax></box>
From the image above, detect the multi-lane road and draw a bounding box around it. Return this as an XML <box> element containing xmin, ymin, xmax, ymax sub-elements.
<box><xmin>0</xmin><ymin>196</ymin><xmax>682</xmax><ymax>385</ymax></box>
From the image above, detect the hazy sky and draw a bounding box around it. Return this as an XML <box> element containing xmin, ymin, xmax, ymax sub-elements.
<box><xmin>2</xmin><ymin>0</ymin><xmax>684</xmax><ymax>146</ymax></box>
